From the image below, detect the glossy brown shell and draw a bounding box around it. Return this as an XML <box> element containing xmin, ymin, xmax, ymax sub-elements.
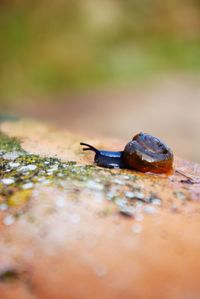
<box><xmin>122</xmin><ymin>133</ymin><xmax>173</xmax><ymax>173</ymax></box>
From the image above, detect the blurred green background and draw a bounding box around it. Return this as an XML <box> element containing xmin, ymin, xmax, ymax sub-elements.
<box><xmin>0</xmin><ymin>0</ymin><xmax>200</xmax><ymax>162</ymax></box>
<box><xmin>0</xmin><ymin>0</ymin><xmax>200</xmax><ymax>98</ymax></box>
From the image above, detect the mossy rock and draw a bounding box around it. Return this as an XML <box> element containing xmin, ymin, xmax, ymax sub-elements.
<box><xmin>0</xmin><ymin>119</ymin><xmax>200</xmax><ymax>299</ymax></box>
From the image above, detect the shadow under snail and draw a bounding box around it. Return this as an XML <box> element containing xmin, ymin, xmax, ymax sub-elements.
<box><xmin>80</xmin><ymin>132</ymin><xmax>173</xmax><ymax>174</ymax></box>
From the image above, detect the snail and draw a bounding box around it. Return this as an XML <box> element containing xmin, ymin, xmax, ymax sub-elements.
<box><xmin>80</xmin><ymin>132</ymin><xmax>173</xmax><ymax>173</ymax></box>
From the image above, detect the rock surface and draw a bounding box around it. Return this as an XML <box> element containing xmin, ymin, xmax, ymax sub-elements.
<box><xmin>0</xmin><ymin>119</ymin><xmax>200</xmax><ymax>299</ymax></box>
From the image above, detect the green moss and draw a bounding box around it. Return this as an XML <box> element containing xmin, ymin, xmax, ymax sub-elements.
<box><xmin>0</xmin><ymin>131</ymin><xmax>24</xmax><ymax>152</ymax></box>
<box><xmin>0</xmin><ymin>132</ymin><xmax>116</xmax><ymax>203</ymax></box>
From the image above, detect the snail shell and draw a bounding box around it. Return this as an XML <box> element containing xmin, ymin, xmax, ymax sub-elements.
<box><xmin>123</xmin><ymin>133</ymin><xmax>173</xmax><ymax>173</ymax></box>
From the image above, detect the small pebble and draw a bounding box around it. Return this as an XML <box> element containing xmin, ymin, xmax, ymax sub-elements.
<box><xmin>3</xmin><ymin>151</ymin><xmax>22</xmax><ymax>161</ymax></box>
<box><xmin>115</xmin><ymin>198</ymin><xmax>127</xmax><ymax>208</ymax></box>
<box><xmin>27</xmin><ymin>164</ymin><xmax>37</xmax><ymax>171</ymax></box>
<box><xmin>0</xmin><ymin>150</ymin><xmax>4</xmax><ymax>155</ymax></box>
<box><xmin>37</xmin><ymin>177</ymin><xmax>45</xmax><ymax>182</ymax></box>
<box><xmin>87</xmin><ymin>180</ymin><xmax>104</xmax><ymax>191</ymax></box>
<box><xmin>122</xmin><ymin>175</ymin><xmax>130</xmax><ymax>180</ymax></box>
<box><xmin>134</xmin><ymin>192</ymin><xmax>144</xmax><ymax>200</ymax></box>
<box><xmin>132</xmin><ymin>223</ymin><xmax>142</xmax><ymax>234</ymax></box>
<box><xmin>3</xmin><ymin>215</ymin><xmax>15</xmax><ymax>226</ymax></box>
<box><xmin>47</xmin><ymin>171</ymin><xmax>54</xmax><ymax>176</ymax></box>
<box><xmin>120</xmin><ymin>207</ymin><xmax>134</xmax><ymax>218</ymax></box>
<box><xmin>49</xmin><ymin>165</ymin><xmax>58</xmax><ymax>171</ymax></box>
<box><xmin>143</xmin><ymin>206</ymin><xmax>157</xmax><ymax>215</ymax></box>
<box><xmin>151</xmin><ymin>198</ymin><xmax>162</xmax><ymax>206</ymax></box>
<box><xmin>107</xmin><ymin>191</ymin><xmax>116</xmax><ymax>200</ymax></box>
<box><xmin>1</xmin><ymin>178</ymin><xmax>15</xmax><ymax>185</ymax></box>
<box><xmin>22</xmin><ymin>182</ymin><xmax>34</xmax><ymax>190</ymax></box>
<box><xmin>8</xmin><ymin>162</ymin><xmax>20</xmax><ymax>168</ymax></box>
<box><xmin>113</xmin><ymin>179</ymin><xmax>125</xmax><ymax>185</ymax></box>
<box><xmin>19</xmin><ymin>164</ymin><xmax>37</xmax><ymax>172</ymax></box>
<box><xmin>0</xmin><ymin>203</ymin><xmax>8</xmax><ymax>211</ymax></box>
<box><xmin>125</xmin><ymin>191</ymin><xmax>135</xmax><ymax>199</ymax></box>
<box><xmin>174</xmin><ymin>191</ymin><xmax>186</xmax><ymax>201</ymax></box>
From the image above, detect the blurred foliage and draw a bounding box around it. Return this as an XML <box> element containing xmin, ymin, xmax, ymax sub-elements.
<box><xmin>0</xmin><ymin>0</ymin><xmax>200</xmax><ymax>99</ymax></box>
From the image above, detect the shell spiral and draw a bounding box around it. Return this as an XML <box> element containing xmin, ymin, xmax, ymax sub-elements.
<box><xmin>122</xmin><ymin>133</ymin><xmax>173</xmax><ymax>173</ymax></box>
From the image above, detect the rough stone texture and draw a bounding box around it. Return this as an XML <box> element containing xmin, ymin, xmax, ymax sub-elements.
<box><xmin>0</xmin><ymin>119</ymin><xmax>200</xmax><ymax>299</ymax></box>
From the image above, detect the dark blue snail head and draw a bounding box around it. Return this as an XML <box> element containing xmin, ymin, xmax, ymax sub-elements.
<box><xmin>80</xmin><ymin>142</ymin><xmax>124</xmax><ymax>169</ymax></box>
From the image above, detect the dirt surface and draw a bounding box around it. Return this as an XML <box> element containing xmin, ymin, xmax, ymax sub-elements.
<box><xmin>0</xmin><ymin>119</ymin><xmax>200</xmax><ymax>299</ymax></box>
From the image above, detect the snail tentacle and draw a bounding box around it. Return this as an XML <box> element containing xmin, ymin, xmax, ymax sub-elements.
<box><xmin>80</xmin><ymin>143</ymin><xmax>99</xmax><ymax>153</ymax></box>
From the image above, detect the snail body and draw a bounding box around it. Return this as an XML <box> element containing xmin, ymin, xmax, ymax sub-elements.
<box><xmin>80</xmin><ymin>133</ymin><xmax>173</xmax><ymax>173</ymax></box>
